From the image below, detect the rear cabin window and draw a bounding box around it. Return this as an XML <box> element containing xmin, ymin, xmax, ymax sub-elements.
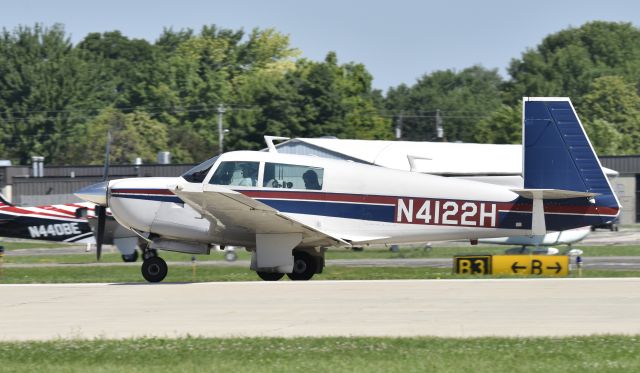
<box><xmin>209</xmin><ymin>161</ymin><xmax>259</xmax><ymax>186</ymax></box>
<box><xmin>263</xmin><ymin>163</ymin><xmax>323</xmax><ymax>190</ymax></box>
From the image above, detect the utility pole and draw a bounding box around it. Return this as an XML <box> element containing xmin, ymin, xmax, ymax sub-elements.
<box><xmin>394</xmin><ymin>110</ymin><xmax>403</xmax><ymax>139</ymax></box>
<box><xmin>435</xmin><ymin>109</ymin><xmax>444</xmax><ymax>141</ymax></box>
<box><xmin>217</xmin><ymin>104</ymin><xmax>226</xmax><ymax>154</ymax></box>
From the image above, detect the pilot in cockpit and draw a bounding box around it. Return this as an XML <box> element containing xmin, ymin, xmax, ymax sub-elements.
<box><xmin>238</xmin><ymin>163</ymin><xmax>258</xmax><ymax>186</ymax></box>
<box><xmin>303</xmin><ymin>169</ymin><xmax>321</xmax><ymax>190</ymax></box>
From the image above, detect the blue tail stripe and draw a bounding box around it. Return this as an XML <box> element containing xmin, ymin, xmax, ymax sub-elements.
<box><xmin>524</xmin><ymin>98</ymin><xmax>620</xmax><ymax>220</ymax></box>
<box><xmin>524</xmin><ymin>100</ymin><xmax>604</xmax><ymax>193</ymax></box>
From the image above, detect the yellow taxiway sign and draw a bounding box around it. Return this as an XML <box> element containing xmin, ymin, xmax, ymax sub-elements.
<box><xmin>454</xmin><ymin>255</ymin><xmax>569</xmax><ymax>276</ymax></box>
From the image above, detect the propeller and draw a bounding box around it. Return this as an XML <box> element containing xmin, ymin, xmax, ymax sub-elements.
<box><xmin>95</xmin><ymin>131</ymin><xmax>111</xmax><ymax>261</ymax></box>
<box><xmin>95</xmin><ymin>205</ymin><xmax>106</xmax><ymax>260</ymax></box>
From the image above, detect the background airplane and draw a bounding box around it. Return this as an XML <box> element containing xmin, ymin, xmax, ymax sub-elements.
<box><xmin>0</xmin><ymin>194</ymin><xmax>94</xmax><ymax>244</ymax></box>
<box><xmin>0</xmin><ymin>194</ymin><xmax>140</xmax><ymax>261</ymax></box>
<box><xmin>478</xmin><ymin>226</ymin><xmax>591</xmax><ymax>253</ymax></box>
<box><xmin>76</xmin><ymin>97</ymin><xmax>620</xmax><ymax>282</ymax></box>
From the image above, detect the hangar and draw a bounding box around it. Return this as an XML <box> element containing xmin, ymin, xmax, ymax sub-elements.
<box><xmin>0</xmin><ymin>160</ymin><xmax>193</xmax><ymax>205</ymax></box>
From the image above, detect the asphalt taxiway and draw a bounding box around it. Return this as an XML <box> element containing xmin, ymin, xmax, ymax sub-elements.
<box><xmin>1</xmin><ymin>278</ymin><xmax>639</xmax><ymax>340</ymax></box>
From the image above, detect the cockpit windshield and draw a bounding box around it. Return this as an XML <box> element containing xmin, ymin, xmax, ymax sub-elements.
<box><xmin>181</xmin><ymin>156</ymin><xmax>219</xmax><ymax>183</ymax></box>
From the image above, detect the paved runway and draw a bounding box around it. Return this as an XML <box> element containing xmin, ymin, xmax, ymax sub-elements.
<box><xmin>1</xmin><ymin>278</ymin><xmax>639</xmax><ymax>340</ymax></box>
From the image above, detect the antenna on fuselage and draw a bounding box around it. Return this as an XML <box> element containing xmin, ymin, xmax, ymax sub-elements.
<box><xmin>406</xmin><ymin>155</ymin><xmax>432</xmax><ymax>172</ymax></box>
<box><xmin>264</xmin><ymin>136</ymin><xmax>290</xmax><ymax>153</ymax></box>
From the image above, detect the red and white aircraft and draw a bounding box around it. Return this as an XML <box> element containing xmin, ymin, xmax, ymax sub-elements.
<box><xmin>0</xmin><ymin>195</ymin><xmax>95</xmax><ymax>244</ymax></box>
<box><xmin>76</xmin><ymin>98</ymin><xmax>621</xmax><ymax>282</ymax></box>
<box><xmin>0</xmin><ymin>195</ymin><xmax>141</xmax><ymax>262</ymax></box>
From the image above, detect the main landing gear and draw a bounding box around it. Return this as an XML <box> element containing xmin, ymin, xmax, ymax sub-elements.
<box><xmin>257</xmin><ymin>272</ymin><xmax>285</xmax><ymax>281</ymax></box>
<box><xmin>256</xmin><ymin>250</ymin><xmax>320</xmax><ymax>282</ymax></box>
<box><xmin>121</xmin><ymin>250</ymin><xmax>139</xmax><ymax>263</ymax></box>
<box><xmin>287</xmin><ymin>251</ymin><xmax>316</xmax><ymax>281</ymax></box>
<box><xmin>141</xmin><ymin>248</ymin><xmax>168</xmax><ymax>283</ymax></box>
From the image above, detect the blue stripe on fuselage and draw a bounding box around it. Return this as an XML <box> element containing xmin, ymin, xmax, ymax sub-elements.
<box><xmin>111</xmin><ymin>194</ymin><xmax>184</xmax><ymax>204</ymax></box>
<box><xmin>259</xmin><ymin>199</ymin><xmax>395</xmax><ymax>222</ymax></box>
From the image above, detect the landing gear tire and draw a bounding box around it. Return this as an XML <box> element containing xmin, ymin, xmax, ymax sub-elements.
<box><xmin>257</xmin><ymin>271</ymin><xmax>285</xmax><ymax>281</ymax></box>
<box><xmin>286</xmin><ymin>251</ymin><xmax>316</xmax><ymax>281</ymax></box>
<box><xmin>121</xmin><ymin>250</ymin><xmax>139</xmax><ymax>263</ymax></box>
<box><xmin>141</xmin><ymin>256</ymin><xmax>168</xmax><ymax>283</ymax></box>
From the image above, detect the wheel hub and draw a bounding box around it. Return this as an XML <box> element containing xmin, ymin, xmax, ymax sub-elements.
<box><xmin>294</xmin><ymin>259</ymin><xmax>307</xmax><ymax>273</ymax></box>
<box><xmin>148</xmin><ymin>264</ymin><xmax>160</xmax><ymax>276</ymax></box>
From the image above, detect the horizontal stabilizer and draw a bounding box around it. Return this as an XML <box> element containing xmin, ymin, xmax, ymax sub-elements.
<box><xmin>511</xmin><ymin>188</ymin><xmax>598</xmax><ymax>200</ymax></box>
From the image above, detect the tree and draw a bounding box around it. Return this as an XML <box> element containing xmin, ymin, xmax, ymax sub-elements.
<box><xmin>148</xmin><ymin>26</ymin><xmax>302</xmax><ymax>162</ymax></box>
<box><xmin>66</xmin><ymin>107</ymin><xmax>169</xmax><ymax>164</ymax></box>
<box><xmin>584</xmin><ymin>118</ymin><xmax>627</xmax><ymax>155</ymax></box>
<box><xmin>505</xmin><ymin>21</ymin><xmax>640</xmax><ymax>105</ymax></box>
<box><xmin>385</xmin><ymin>65</ymin><xmax>504</xmax><ymax>142</ymax></box>
<box><xmin>0</xmin><ymin>24</ymin><xmax>108</xmax><ymax>164</ymax></box>
<box><xmin>473</xmin><ymin>104</ymin><xmax>521</xmax><ymax>144</ymax></box>
<box><xmin>579</xmin><ymin>76</ymin><xmax>640</xmax><ymax>154</ymax></box>
<box><xmin>77</xmin><ymin>31</ymin><xmax>159</xmax><ymax>109</ymax></box>
<box><xmin>225</xmin><ymin>52</ymin><xmax>392</xmax><ymax>151</ymax></box>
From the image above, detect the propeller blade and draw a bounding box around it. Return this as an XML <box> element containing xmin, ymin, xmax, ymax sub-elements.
<box><xmin>103</xmin><ymin>131</ymin><xmax>111</xmax><ymax>182</ymax></box>
<box><xmin>96</xmin><ymin>205</ymin><xmax>106</xmax><ymax>261</ymax></box>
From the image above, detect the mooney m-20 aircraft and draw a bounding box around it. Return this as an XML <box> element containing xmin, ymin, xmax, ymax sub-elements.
<box><xmin>76</xmin><ymin>97</ymin><xmax>621</xmax><ymax>282</ymax></box>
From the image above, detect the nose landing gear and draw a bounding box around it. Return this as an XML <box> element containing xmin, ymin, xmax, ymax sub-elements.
<box><xmin>141</xmin><ymin>246</ymin><xmax>167</xmax><ymax>283</ymax></box>
<box><xmin>141</xmin><ymin>256</ymin><xmax>168</xmax><ymax>282</ymax></box>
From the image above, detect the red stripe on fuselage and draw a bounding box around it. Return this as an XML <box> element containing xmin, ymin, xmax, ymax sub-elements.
<box><xmin>496</xmin><ymin>201</ymin><xmax>619</xmax><ymax>216</ymax></box>
<box><xmin>241</xmin><ymin>190</ymin><xmax>619</xmax><ymax>216</ymax></box>
<box><xmin>240</xmin><ymin>190</ymin><xmax>397</xmax><ymax>204</ymax></box>
<box><xmin>112</xmin><ymin>188</ymin><xmax>176</xmax><ymax>196</ymax></box>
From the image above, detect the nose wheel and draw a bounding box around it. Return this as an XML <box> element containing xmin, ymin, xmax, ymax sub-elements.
<box><xmin>141</xmin><ymin>256</ymin><xmax>168</xmax><ymax>283</ymax></box>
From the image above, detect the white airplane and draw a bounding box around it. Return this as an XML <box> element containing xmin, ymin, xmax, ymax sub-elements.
<box><xmin>479</xmin><ymin>226</ymin><xmax>591</xmax><ymax>251</ymax></box>
<box><xmin>76</xmin><ymin>97</ymin><xmax>621</xmax><ymax>282</ymax></box>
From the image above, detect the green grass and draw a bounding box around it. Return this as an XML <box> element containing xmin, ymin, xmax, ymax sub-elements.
<box><xmin>326</xmin><ymin>245</ymin><xmax>640</xmax><ymax>259</ymax></box>
<box><xmin>4</xmin><ymin>244</ymin><xmax>640</xmax><ymax>265</ymax></box>
<box><xmin>1</xmin><ymin>250</ymin><xmax>246</xmax><ymax>264</ymax></box>
<box><xmin>0</xmin><ymin>336</ymin><xmax>638</xmax><ymax>372</ymax></box>
<box><xmin>0</xmin><ymin>241</ymin><xmax>68</xmax><ymax>251</ymax></box>
<box><xmin>1</xmin><ymin>264</ymin><xmax>639</xmax><ymax>284</ymax></box>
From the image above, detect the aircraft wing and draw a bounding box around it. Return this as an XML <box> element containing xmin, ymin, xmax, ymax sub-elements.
<box><xmin>173</xmin><ymin>184</ymin><xmax>348</xmax><ymax>247</ymax></box>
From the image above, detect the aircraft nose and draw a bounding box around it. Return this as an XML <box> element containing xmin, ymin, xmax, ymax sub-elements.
<box><xmin>75</xmin><ymin>181</ymin><xmax>109</xmax><ymax>206</ymax></box>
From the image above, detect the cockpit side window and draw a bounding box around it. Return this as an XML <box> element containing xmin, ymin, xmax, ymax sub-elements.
<box><xmin>210</xmin><ymin>161</ymin><xmax>259</xmax><ymax>186</ymax></box>
<box><xmin>263</xmin><ymin>163</ymin><xmax>323</xmax><ymax>190</ymax></box>
<box><xmin>181</xmin><ymin>156</ymin><xmax>219</xmax><ymax>183</ymax></box>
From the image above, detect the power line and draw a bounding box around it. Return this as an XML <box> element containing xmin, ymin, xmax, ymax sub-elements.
<box><xmin>0</xmin><ymin>106</ymin><xmax>489</xmax><ymax>121</ymax></box>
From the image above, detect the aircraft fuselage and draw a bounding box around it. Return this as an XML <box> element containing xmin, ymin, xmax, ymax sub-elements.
<box><xmin>105</xmin><ymin>151</ymin><xmax>616</xmax><ymax>249</ymax></box>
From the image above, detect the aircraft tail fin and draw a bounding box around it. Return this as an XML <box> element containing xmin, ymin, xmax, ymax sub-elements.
<box><xmin>521</xmin><ymin>97</ymin><xmax>621</xmax><ymax>232</ymax></box>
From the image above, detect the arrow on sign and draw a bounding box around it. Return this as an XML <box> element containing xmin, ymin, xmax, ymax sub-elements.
<box><xmin>546</xmin><ymin>262</ymin><xmax>563</xmax><ymax>274</ymax></box>
<box><xmin>511</xmin><ymin>262</ymin><xmax>526</xmax><ymax>273</ymax></box>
